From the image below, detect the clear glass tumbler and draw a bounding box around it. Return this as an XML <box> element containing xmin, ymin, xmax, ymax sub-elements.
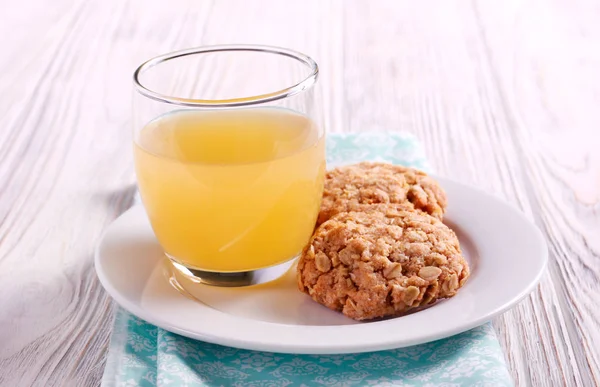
<box><xmin>133</xmin><ymin>45</ymin><xmax>325</xmax><ymax>287</ymax></box>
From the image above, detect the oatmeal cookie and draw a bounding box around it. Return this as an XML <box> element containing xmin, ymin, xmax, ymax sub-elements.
<box><xmin>317</xmin><ymin>162</ymin><xmax>447</xmax><ymax>226</ymax></box>
<box><xmin>298</xmin><ymin>205</ymin><xmax>469</xmax><ymax>320</ymax></box>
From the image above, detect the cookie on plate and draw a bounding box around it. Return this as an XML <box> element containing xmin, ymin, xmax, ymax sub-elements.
<box><xmin>317</xmin><ymin>162</ymin><xmax>447</xmax><ymax>227</ymax></box>
<box><xmin>297</xmin><ymin>205</ymin><xmax>469</xmax><ymax>320</ymax></box>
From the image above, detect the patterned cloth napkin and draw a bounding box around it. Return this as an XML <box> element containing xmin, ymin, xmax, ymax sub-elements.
<box><xmin>102</xmin><ymin>133</ymin><xmax>513</xmax><ymax>387</ymax></box>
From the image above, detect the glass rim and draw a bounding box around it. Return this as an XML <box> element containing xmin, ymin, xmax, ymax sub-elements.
<box><xmin>133</xmin><ymin>44</ymin><xmax>319</xmax><ymax>108</ymax></box>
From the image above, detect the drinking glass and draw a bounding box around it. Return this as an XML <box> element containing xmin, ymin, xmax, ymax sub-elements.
<box><xmin>133</xmin><ymin>45</ymin><xmax>325</xmax><ymax>287</ymax></box>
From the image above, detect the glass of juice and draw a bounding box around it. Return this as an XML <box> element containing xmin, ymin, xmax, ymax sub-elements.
<box><xmin>133</xmin><ymin>45</ymin><xmax>325</xmax><ymax>286</ymax></box>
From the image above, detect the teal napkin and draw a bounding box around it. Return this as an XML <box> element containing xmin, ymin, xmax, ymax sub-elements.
<box><xmin>102</xmin><ymin>133</ymin><xmax>513</xmax><ymax>387</ymax></box>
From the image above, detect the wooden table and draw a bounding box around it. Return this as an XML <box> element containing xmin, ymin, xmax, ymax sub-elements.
<box><xmin>1</xmin><ymin>1</ymin><xmax>598</xmax><ymax>386</ymax></box>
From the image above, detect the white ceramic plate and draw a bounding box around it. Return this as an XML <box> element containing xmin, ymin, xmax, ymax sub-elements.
<box><xmin>95</xmin><ymin>177</ymin><xmax>547</xmax><ymax>354</ymax></box>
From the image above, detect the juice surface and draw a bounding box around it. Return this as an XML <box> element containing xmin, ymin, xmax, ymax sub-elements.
<box><xmin>134</xmin><ymin>108</ymin><xmax>325</xmax><ymax>272</ymax></box>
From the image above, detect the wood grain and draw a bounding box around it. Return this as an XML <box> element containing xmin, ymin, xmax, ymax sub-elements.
<box><xmin>0</xmin><ymin>1</ymin><xmax>598</xmax><ymax>386</ymax></box>
<box><xmin>474</xmin><ymin>1</ymin><xmax>600</xmax><ymax>384</ymax></box>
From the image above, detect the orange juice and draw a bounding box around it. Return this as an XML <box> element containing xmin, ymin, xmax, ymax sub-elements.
<box><xmin>134</xmin><ymin>108</ymin><xmax>325</xmax><ymax>272</ymax></box>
